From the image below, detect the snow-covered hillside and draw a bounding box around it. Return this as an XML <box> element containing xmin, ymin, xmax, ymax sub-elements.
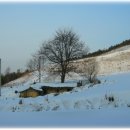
<box><xmin>1</xmin><ymin>45</ymin><xmax>130</xmax><ymax>127</ymax></box>
<box><xmin>74</xmin><ymin>45</ymin><xmax>130</xmax><ymax>75</ymax></box>
<box><xmin>1</xmin><ymin>71</ymin><xmax>130</xmax><ymax>112</ymax></box>
<box><xmin>97</xmin><ymin>45</ymin><xmax>130</xmax><ymax>74</ymax></box>
<box><xmin>0</xmin><ymin>71</ymin><xmax>130</xmax><ymax>127</ymax></box>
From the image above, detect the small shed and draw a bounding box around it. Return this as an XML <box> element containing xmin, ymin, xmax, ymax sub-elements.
<box><xmin>19</xmin><ymin>87</ymin><xmax>43</xmax><ymax>98</ymax></box>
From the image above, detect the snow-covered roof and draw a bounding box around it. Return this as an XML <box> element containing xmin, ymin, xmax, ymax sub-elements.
<box><xmin>19</xmin><ymin>87</ymin><xmax>42</xmax><ymax>93</ymax></box>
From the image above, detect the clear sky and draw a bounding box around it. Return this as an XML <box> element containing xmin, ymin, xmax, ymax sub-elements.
<box><xmin>0</xmin><ymin>2</ymin><xmax>130</xmax><ymax>73</ymax></box>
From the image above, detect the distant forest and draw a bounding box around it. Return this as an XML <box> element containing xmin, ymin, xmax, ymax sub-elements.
<box><xmin>76</xmin><ymin>39</ymin><xmax>130</xmax><ymax>60</ymax></box>
<box><xmin>1</xmin><ymin>39</ymin><xmax>130</xmax><ymax>85</ymax></box>
<box><xmin>1</xmin><ymin>70</ymin><xmax>29</xmax><ymax>86</ymax></box>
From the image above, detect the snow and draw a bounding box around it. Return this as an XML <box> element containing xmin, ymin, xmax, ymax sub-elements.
<box><xmin>96</xmin><ymin>47</ymin><xmax>130</xmax><ymax>75</ymax></box>
<box><xmin>1</xmin><ymin>45</ymin><xmax>130</xmax><ymax>127</ymax></box>
<box><xmin>0</xmin><ymin>108</ymin><xmax>130</xmax><ymax>127</ymax></box>
<box><xmin>73</xmin><ymin>45</ymin><xmax>130</xmax><ymax>75</ymax></box>
<box><xmin>0</xmin><ymin>71</ymin><xmax>130</xmax><ymax>127</ymax></box>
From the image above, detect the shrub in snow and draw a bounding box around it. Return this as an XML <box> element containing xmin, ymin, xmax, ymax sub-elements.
<box><xmin>114</xmin><ymin>103</ymin><xmax>118</xmax><ymax>108</ymax></box>
<box><xmin>12</xmin><ymin>106</ymin><xmax>17</xmax><ymax>112</ymax></box>
<box><xmin>77</xmin><ymin>81</ymin><xmax>82</xmax><ymax>87</ymax></box>
<box><xmin>44</xmin><ymin>105</ymin><xmax>50</xmax><ymax>111</ymax></box>
<box><xmin>108</xmin><ymin>96</ymin><xmax>114</xmax><ymax>102</ymax></box>
<box><xmin>105</xmin><ymin>94</ymin><xmax>115</xmax><ymax>102</ymax></box>
<box><xmin>52</xmin><ymin>105</ymin><xmax>60</xmax><ymax>111</ymax></box>
<box><xmin>54</xmin><ymin>93</ymin><xmax>59</xmax><ymax>96</ymax></box>
<box><xmin>33</xmin><ymin>81</ymin><xmax>36</xmax><ymax>84</ymax></box>
<box><xmin>19</xmin><ymin>99</ymin><xmax>23</xmax><ymax>105</ymax></box>
<box><xmin>44</xmin><ymin>95</ymin><xmax>49</xmax><ymax>103</ymax></box>
<box><xmin>74</xmin><ymin>101</ymin><xmax>80</xmax><ymax>109</ymax></box>
<box><xmin>82</xmin><ymin>58</ymin><xmax>98</xmax><ymax>84</ymax></box>
<box><xmin>127</xmin><ymin>104</ymin><xmax>130</xmax><ymax>107</ymax></box>
<box><xmin>93</xmin><ymin>78</ymin><xmax>101</xmax><ymax>84</ymax></box>
<box><xmin>35</xmin><ymin>106</ymin><xmax>43</xmax><ymax>111</ymax></box>
<box><xmin>15</xmin><ymin>90</ymin><xmax>18</xmax><ymax>94</ymax></box>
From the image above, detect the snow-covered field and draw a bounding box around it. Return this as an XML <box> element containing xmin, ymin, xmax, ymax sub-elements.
<box><xmin>1</xmin><ymin>45</ymin><xmax>130</xmax><ymax>127</ymax></box>
<box><xmin>0</xmin><ymin>71</ymin><xmax>130</xmax><ymax>127</ymax></box>
<box><xmin>96</xmin><ymin>45</ymin><xmax>130</xmax><ymax>75</ymax></box>
<box><xmin>70</xmin><ymin>45</ymin><xmax>130</xmax><ymax>76</ymax></box>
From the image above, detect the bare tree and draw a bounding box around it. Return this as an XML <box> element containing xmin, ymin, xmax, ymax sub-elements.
<box><xmin>26</xmin><ymin>58</ymin><xmax>37</xmax><ymax>72</ymax></box>
<box><xmin>5</xmin><ymin>67</ymin><xmax>11</xmax><ymax>75</ymax></box>
<box><xmin>39</xmin><ymin>28</ymin><xmax>89</xmax><ymax>83</ymax></box>
<box><xmin>27</xmin><ymin>53</ymin><xmax>46</xmax><ymax>83</ymax></box>
<box><xmin>26</xmin><ymin>53</ymin><xmax>44</xmax><ymax>71</ymax></box>
<box><xmin>82</xmin><ymin>58</ymin><xmax>98</xmax><ymax>84</ymax></box>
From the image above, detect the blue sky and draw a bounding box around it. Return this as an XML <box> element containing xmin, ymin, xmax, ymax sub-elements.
<box><xmin>0</xmin><ymin>2</ymin><xmax>130</xmax><ymax>73</ymax></box>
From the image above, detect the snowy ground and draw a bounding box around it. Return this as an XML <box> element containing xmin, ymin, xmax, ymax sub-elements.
<box><xmin>96</xmin><ymin>45</ymin><xmax>130</xmax><ymax>74</ymax></box>
<box><xmin>0</xmin><ymin>108</ymin><xmax>130</xmax><ymax>128</ymax></box>
<box><xmin>0</xmin><ymin>71</ymin><xmax>130</xmax><ymax>127</ymax></box>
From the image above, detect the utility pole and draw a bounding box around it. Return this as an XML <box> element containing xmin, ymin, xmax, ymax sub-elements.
<box><xmin>38</xmin><ymin>56</ymin><xmax>41</xmax><ymax>83</ymax></box>
<box><xmin>0</xmin><ymin>58</ymin><xmax>1</xmax><ymax>96</ymax></box>
<box><xmin>37</xmin><ymin>54</ymin><xmax>44</xmax><ymax>83</ymax></box>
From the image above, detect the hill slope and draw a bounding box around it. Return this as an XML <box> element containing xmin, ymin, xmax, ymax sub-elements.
<box><xmin>97</xmin><ymin>44</ymin><xmax>130</xmax><ymax>74</ymax></box>
<box><xmin>0</xmin><ymin>71</ymin><xmax>130</xmax><ymax>127</ymax></box>
<box><xmin>1</xmin><ymin>40</ymin><xmax>130</xmax><ymax>127</ymax></box>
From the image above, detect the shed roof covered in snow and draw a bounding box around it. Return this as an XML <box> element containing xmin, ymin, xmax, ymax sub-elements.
<box><xmin>19</xmin><ymin>87</ymin><xmax>43</xmax><ymax>98</ymax></box>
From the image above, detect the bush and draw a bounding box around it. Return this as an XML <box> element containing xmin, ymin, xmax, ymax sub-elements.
<box><xmin>15</xmin><ymin>90</ymin><xmax>18</xmax><ymax>94</ymax></box>
<box><xmin>108</xmin><ymin>96</ymin><xmax>114</xmax><ymax>102</ymax></box>
<box><xmin>35</xmin><ymin>106</ymin><xmax>43</xmax><ymax>111</ymax></box>
<box><xmin>93</xmin><ymin>78</ymin><xmax>101</xmax><ymax>84</ymax></box>
<box><xmin>77</xmin><ymin>81</ymin><xmax>82</xmax><ymax>87</ymax></box>
<box><xmin>52</xmin><ymin>105</ymin><xmax>60</xmax><ymax>111</ymax></box>
<box><xmin>33</xmin><ymin>81</ymin><xmax>36</xmax><ymax>84</ymax></box>
<box><xmin>54</xmin><ymin>93</ymin><xmax>59</xmax><ymax>96</ymax></box>
<box><xmin>19</xmin><ymin>99</ymin><xmax>23</xmax><ymax>105</ymax></box>
<box><xmin>105</xmin><ymin>94</ymin><xmax>114</xmax><ymax>102</ymax></box>
<box><xmin>127</xmin><ymin>104</ymin><xmax>130</xmax><ymax>107</ymax></box>
<box><xmin>12</xmin><ymin>106</ymin><xmax>17</xmax><ymax>112</ymax></box>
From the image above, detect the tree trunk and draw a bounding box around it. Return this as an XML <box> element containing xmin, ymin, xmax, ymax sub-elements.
<box><xmin>61</xmin><ymin>73</ymin><xmax>65</xmax><ymax>83</ymax></box>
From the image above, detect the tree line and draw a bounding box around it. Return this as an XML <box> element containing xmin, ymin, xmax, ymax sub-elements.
<box><xmin>81</xmin><ymin>39</ymin><xmax>130</xmax><ymax>59</ymax></box>
<box><xmin>1</xmin><ymin>69</ymin><xmax>29</xmax><ymax>85</ymax></box>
